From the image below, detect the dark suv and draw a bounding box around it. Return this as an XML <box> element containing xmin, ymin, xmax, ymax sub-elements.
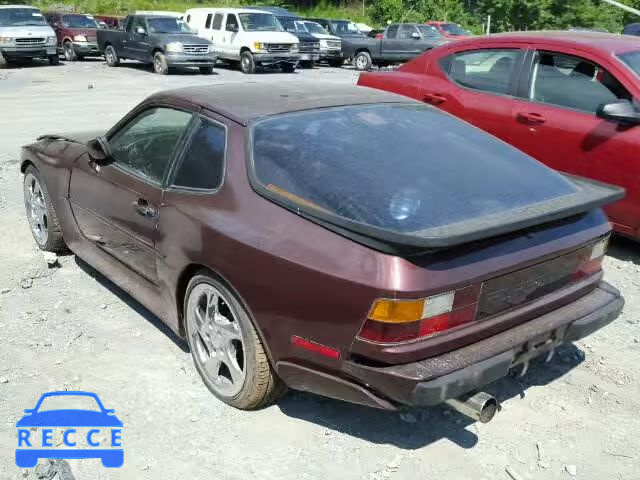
<box><xmin>45</xmin><ymin>12</ymin><xmax>101</xmax><ymax>61</ymax></box>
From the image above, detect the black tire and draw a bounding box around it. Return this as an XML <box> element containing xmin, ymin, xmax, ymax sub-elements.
<box><xmin>281</xmin><ymin>63</ymin><xmax>295</xmax><ymax>73</ymax></box>
<box><xmin>184</xmin><ymin>273</ymin><xmax>286</xmax><ymax>409</ymax></box>
<box><xmin>63</xmin><ymin>41</ymin><xmax>77</xmax><ymax>61</ymax></box>
<box><xmin>199</xmin><ymin>66</ymin><xmax>214</xmax><ymax>74</ymax></box>
<box><xmin>0</xmin><ymin>51</ymin><xmax>8</xmax><ymax>69</ymax></box>
<box><xmin>104</xmin><ymin>45</ymin><xmax>119</xmax><ymax>67</ymax></box>
<box><xmin>153</xmin><ymin>51</ymin><xmax>169</xmax><ymax>75</ymax></box>
<box><xmin>353</xmin><ymin>51</ymin><xmax>372</xmax><ymax>71</ymax></box>
<box><xmin>328</xmin><ymin>58</ymin><xmax>343</xmax><ymax>68</ymax></box>
<box><xmin>23</xmin><ymin>166</ymin><xmax>66</xmax><ymax>253</ymax></box>
<box><xmin>300</xmin><ymin>60</ymin><xmax>313</xmax><ymax>69</ymax></box>
<box><xmin>240</xmin><ymin>50</ymin><xmax>256</xmax><ymax>74</ymax></box>
<box><xmin>48</xmin><ymin>55</ymin><xmax>60</xmax><ymax>66</ymax></box>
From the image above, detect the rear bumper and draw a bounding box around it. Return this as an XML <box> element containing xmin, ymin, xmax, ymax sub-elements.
<box><xmin>1</xmin><ymin>45</ymin><xmax>56</xmax><ymax>58</ymax></box>
<box><xmin>343</xmin><ymin>281</ymin><xmax>623</xmax><ymax>407</ymax></box>
<box><xmin>165</xmin><ymin>52</ymin><xmax>217</xmax><ymax>67</ymax></box>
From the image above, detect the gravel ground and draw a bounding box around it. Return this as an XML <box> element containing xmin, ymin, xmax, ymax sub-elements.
<box><xmin>0</xmin><ymin>58</ymin><xmax>639</xmax><ymax>480</ymax></box>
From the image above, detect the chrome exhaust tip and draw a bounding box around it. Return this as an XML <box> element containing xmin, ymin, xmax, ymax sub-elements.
<box><xmin>445</xmin><ymin>392</ymin><xmax>498</xmax><ymax>423</ymax></box>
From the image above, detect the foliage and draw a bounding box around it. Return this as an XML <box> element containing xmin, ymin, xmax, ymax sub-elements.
<box><xmin>25</xmin><ymin>0</ymin><xmax>640</xmax><ymax>32</ymax></box>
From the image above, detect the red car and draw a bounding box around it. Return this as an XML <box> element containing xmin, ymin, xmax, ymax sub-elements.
<box><xmin>45</xmin><ymin>12</ymin><xmax>100</xmax><ymax>61</ymax></box>
<box><xmin>359</xmin><ymin>32</ymin><xmax>640</xmax><ymax>240</ymax></box>
<box><xmin>426</xmin><ymin>21</ymin><xmax>473</xmax><ymax>40</ymax></box>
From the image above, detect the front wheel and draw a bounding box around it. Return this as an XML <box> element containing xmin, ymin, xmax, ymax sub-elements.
<box><xmin>23</xmin><ymin>166</ymin><xmax>66</xmax><ymax>252</ymax></box>
<box><xmin>63</xmin><ymin>41</ymin><xmax>77</xmax><ymax>61</ymax></box>
<box><xmin>240</xmin><ymin>51</ymin><xmax>256</xmax><ymax>74</ymax></box>
<box><xmin>153</xmin><ymin>51</ymin><xmax>169</xmax><ymax>75</ymax></box>
<box><xmin>353</xmin><ymin>51</ymin><xmax>372</xmax><ymax>71</ymax></box>
<box><xmin>104</xmin><ymin>45</ymin><xmax>119</xmax><ymax>67</ymax></box>
<box><xmin>185</xmin><ymin>273</ymin><xmax>286</xmax><ymax>409</ymax></box>
<box><xmin>199</xmin><ymin>66</ymin><xmax>214</xmax><ymax>74</ymax></box>
<box><xmin>299</xmin><ymin>60</ymin><xmax>313</xmax><ymax>69</ymax></box>
<box><xmin>48</xmin><ymin>55</ymin><xmax>60</xmax><ymax>66</ymax></box>
<box><xmin>281</xmin><ymin>63</ymin><xmax>295</xmax><ymax>73</ymax></box>
<box><xmin>0</xmin><ymin>51</ymin><xmax>8</xmax><ymax>69</ymax></box>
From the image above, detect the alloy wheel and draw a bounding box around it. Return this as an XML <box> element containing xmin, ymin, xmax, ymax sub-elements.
<box><xmin>356</xmin><ymin>55</ymin><xmax>367</xmax><ymax>70</ymax></box>
<box><xmin>23</xmin><ymin>173</ymin><xmax>48</xmax><ymax>246</ymax></box>
<box><xmin>186</xmin><ymin>283</ymin><xmax>246</xmax><ymax>397</ymax></box>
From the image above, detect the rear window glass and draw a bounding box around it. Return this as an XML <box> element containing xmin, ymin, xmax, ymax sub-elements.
<box><xmin>251</xmin><ymin>104</ymin><xmax>577</xmax><ymax>234</ymax></box>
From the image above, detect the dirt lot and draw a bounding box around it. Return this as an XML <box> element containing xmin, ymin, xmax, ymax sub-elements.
<box><xmin>0</xmin><ymin>58</ymin><xmax>639</xmax><ymax>480</ymax></box>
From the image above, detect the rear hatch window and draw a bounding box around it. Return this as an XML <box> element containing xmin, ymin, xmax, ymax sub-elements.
<box><xmin>249</xmin><ymin>104</ymin><xmax>622</xmax><ymax>251</ymax></box>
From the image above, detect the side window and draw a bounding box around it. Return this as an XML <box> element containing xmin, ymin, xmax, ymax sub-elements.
<box><xmin>109</xmin><ymin>108</ymin><xmax>193</xmax><ymax>185</ymax></box>
<box><xmin>205</xmin><ymin>14</ymin><xmax>212</xmax><ymax>29</ymax></box>
<box><xmin>440</xmin><ymin>49</ymin><xmax>520</xmax><ymax>95</ymax></box>
<box><xmin>129</xmin><ymin>16</ymin><xmax>145</xmax><ymax>33</ymax></box>
<box><xmin>530</xmin><ymin>51</ymin><xmax>632</xmax><ymax>113</ymax></box>
<box><xmin>386</xmin><ymin>24</ymin><xmax>399</xmax><ymax>39</ymax></box>
<box><xmin>225</xmin><ymin>14</ymin><xmax>238</xmax><ymax>31</ymax></box>
<box><xmin>171</xmin><ymin>119</ymin><xmax>226</xmax><ymax>191</ymax></box>
<box><xmin>212</xmin><ymin>13</ymin><xmax>223</xmax><ymax>30</ymax></box>
<box><xmin>398</xmin><ymin>25</ymin><xmax>418</xmax><ymax>40</ymax></box>
<box><xmin>124</xmin><ymin>17</ymin><xmax>133</xmax><ymax>32</ymax></box>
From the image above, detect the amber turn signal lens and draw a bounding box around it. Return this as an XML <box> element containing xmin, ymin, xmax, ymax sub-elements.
<box><xmin>368</xmin><ymin>298</ymin><xmax>425</xmax><ymax>323</ymax></box>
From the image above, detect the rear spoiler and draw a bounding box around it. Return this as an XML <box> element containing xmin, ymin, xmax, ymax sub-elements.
<box><xmin>260</xmin><ymin>175</ymin><xmax>624</xmax><ymax>254</ymax></box>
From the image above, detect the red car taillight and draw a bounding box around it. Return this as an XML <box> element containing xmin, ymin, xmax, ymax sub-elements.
<box><xmin>357</xmin><ymin>237</ymin><xmax>609</xmax><ymax>344</ymax></box>
<box><xmin>375</xmin><ymin>33</ymin><xmax>384</xmax><ymax>39</ymax></box>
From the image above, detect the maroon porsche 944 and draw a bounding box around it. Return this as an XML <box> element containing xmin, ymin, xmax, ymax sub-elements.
<box><xmin>21</xmin><ymin>83</ymin><xmax>624</xmax><ymax>422</ymax></box>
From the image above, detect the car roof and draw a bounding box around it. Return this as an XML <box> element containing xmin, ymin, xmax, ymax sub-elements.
<box><xmin>455</xmin><ymin>31</ymin><xmax>640</xmax><ymax>54</ymax></box>
<box><xmin>186</xmin><ymin>8</ymin><xmax>270</xmax><ymax>14</ymax></box>
<box><xmin>156</xmin><ymin>83</ymin><xmax>415</xmax><ymax>125</ymax></box>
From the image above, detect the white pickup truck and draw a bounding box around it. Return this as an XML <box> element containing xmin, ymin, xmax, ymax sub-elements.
<box><xmin>185</xmin><ymin>7</ymin><xmax>300</xmax><ymax>74</ymax></box>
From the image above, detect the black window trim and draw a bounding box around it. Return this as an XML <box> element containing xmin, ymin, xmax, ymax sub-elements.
<box><xmin>165</xmin><ymin>114</ymin><xmax>228</xmax><ymax>195</ymax></box>
<box><xmin>439</xmin><ymin>46</ymin><xmax>528</xmax><ymax>99</ymax></box>
<box><xmin>105</xmin><ymin>105</ymin><xmax>197</xmax><ymax>188</ymax></box>
<box><xmin>521</xmin><ymin>48</ymin><xmax>633</xmax><ymax>116</ymax></box>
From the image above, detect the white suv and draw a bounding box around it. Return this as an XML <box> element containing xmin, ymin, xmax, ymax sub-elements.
<box><xmin>185</xmin><ymin>7</ymin><xmax>300</xmax><ymax>74</ymax></box>
<box><xmin>0</xmin><ymin>5</ymin><xmax>58</xmax><ymax>68</ymax></box>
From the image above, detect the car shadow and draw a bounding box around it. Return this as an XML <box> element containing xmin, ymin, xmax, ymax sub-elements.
<box><xmin>277</xmin><ymin>343</ymin><xmax>584</xmax><ymax>450</ymax></box>
<box><xmin>2</xmin><ymin>58</ymin><xmax>58</xmax><ymax>69</ymax></box>
<box><xmin>607</xmin><ymin>235</ymin><xmax>640</xmax><ymax>265</ymax></box>
<box><xmin>73</xmin><ymin>256</ymin><xmax>188</xmax><ymax>352</ymax></box>
<box><xmin>114</xmin><ymin>60</ymin><xmax>220</xmax><ymax>76</ymax></box>
<box><xmin>214</xmin><ymin>62</ymin><xmax>299</xmax><ymax>75</ymax></box>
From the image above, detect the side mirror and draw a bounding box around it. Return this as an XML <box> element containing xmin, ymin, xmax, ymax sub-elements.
<box><xmin>596</xmin><ymin>100</ymin><xmax>640</xmax><ymax>125</ymax></box>
<box><xmin>87</xmin><ymin>136</ymin><xmax>112</xmax><ymax>162</ymax></box>
<box><xmin>411</xmin><ymin>32</ymin><xmax>421</xmax><ymax>39</ymax></box>
<box><xmin>136</xmin><ymin>26</ymin><xmax>147</xmax><ymax>35</ymax></box>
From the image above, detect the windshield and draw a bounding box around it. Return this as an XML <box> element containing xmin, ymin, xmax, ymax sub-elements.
<box><xmin>238</xmin><ymin>13</ymin><xmax>283</xmax><ymax>32</ymax></box>
<box><xmin>251</xmin><ymin>104</ymin><xmax>577</xmax><ymax>234</ymax></box>
<box><xmin>417</xmin><ymin>25</ymin><xmax>441</xmax><ymax>37</ymax></box>
<box><xmin>277</xmin><ymin>17</ymin><xmax>308</xmax><ymax>33</ymax></box>
<box><xmin>617</xmin><ymin>50</ymin><xmax>640</xmax><ymax>77</ymax></box>
<box><xmin>304</xmin><ymin>21</ymin><xmax>329</xmax><ymax>35</ymax></box>
<box><xmin>62</xmin><ymin>14</ymin><xmax>98</xmax><ymax>29</ymax></box>
<box><xmin>0</xmin><ymin>8</ymin><xmax>48</xmax><ymax>27</ymax></box>
<box><xmin>37</xmin><ymin>395</ymin><xmax>102</xmax><ymax>412</ymax></box>
<box><xmin>146</xmin><ymin>17</ymin><xmax>192</xmax><ymax>34</ymax></box>
<box><xmin>330</xmin><ymin>20</ymin><xmax>361</xmax><ymax>35</ymax></box>
<box><xmin>441</xmin><ymin>23</ymin><xmax>471</xmax><ymax>36</ymax></box>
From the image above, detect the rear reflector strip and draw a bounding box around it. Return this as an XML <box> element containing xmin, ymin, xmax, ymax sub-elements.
<box><xmin>291</xmin><ymin>335</ymin><xmax>341</xmax><ymax>359</ymax></box>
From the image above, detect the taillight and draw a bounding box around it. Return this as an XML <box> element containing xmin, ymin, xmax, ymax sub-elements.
<box><xmin>375</xmin><ymin>33</ymin><xmax>384</xmax><ymax>39</ymax></box>
<box><xmin>358</xmin><ymin>284</ymin><xmax>482</xmax><ymax>343</ymax></box>
<box><xmin>358</xmin><ymin>236</ymin><xmax>609</xmax><ymax>345</ymax></box>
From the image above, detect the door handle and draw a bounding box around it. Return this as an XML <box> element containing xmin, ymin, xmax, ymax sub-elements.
<box><xmin>517</xmin><ymin>112</ymin><xmax>547</xmax><ymax>125</ymax></box>
<box><xmin>133</xmin><ymin>198</ymin><xmax>158</xmax><ymax>219</ymax></box>
<box><xmin>423</xmin><ymin>93</ymin><xmax>447</xmax><ymax>105</ymax></box>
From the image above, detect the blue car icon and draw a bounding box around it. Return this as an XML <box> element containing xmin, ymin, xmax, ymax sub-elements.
<box><xmin>16</xmin><ymin>391</ymin><xmax>123</xmax><ymax>468</ymax></box>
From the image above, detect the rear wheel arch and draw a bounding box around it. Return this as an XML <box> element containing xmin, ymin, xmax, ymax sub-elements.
<box><xmin>175</xmin><ymin>264</ymin><xmax>277</xmax><ymax>366</ymax></box>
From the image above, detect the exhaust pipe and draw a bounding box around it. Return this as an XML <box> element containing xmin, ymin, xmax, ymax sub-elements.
<box><xmin>445</xmin><ymin>392</ymin><xmax>498</xmax><ymax>423</ymax></box>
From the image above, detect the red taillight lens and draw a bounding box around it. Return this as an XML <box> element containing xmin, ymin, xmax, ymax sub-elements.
<box><xmin>358</xmin><ymin>284</ymin><xmax>482</xmax><ymax>344</ymax></box>
<box><xmin>375</xmin><ymin>33</ymin><xmax>384</xmax><ymax>39</ymax></box>
<box><xmin>574</xmin><ymin>236</ymin><xmax>608</xmax><ymax>281</ymax></box>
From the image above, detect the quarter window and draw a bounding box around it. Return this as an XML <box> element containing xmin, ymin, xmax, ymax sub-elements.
<box><xmin>530</xmin><ymin>51</ymin><xmax>631</xmax><ymax>113</ymax></box>
<box><xmin>386</xmin><ymin>24</ymin><xmax>398</xmax><ymax>39</ymax></box>
<box><xmin>441</xmin><ymin>49</ymin><xmax>521</xmax><ymax>95</ymax></box>
<box><xmin>212</xmin><ymin>13</ymin><xmax>223</xmax><ymax>30</ymax></box>
<box><xmin>205</xmin><ymin>13</ymin><xmax>212</xmax><ymax>29</ymax></box>
<box><xmin>109</xmin><ymin>108</ymin><xmax>193</xmax><ymax>184</ymax></box>
<box><xmin>172</xmin><ymin>120</ymin><xmax>226</xmax><ymax>190</ymax></box>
